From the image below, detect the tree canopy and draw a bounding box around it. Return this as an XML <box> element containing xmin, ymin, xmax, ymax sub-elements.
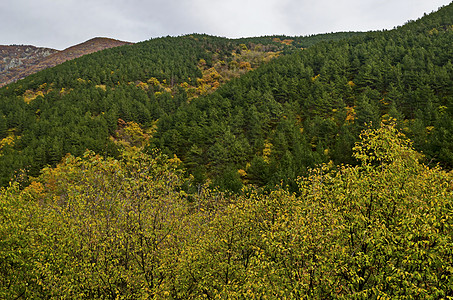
<box><xmin>1</xmin><ymin>123</ymin><xmax>452</xmax><ymax>298</ymax></box>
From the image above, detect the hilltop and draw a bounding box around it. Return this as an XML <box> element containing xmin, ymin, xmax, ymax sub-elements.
<box><xmin>0</xmin><ymin>45</ymin><xmax>58</xmax><ymax>86</ymax></box>
<box><xmin>0</xmin><ymin>37</ymin><xmax>131</xmax><ymax>86</ymax></box>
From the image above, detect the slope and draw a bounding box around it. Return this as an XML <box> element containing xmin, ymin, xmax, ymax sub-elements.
<box><xmin>0</xmin><ymin>45</ymin><xmax>58</xmax><ymax>86</ymax></box>
<box><xmin>151</xmin><ymin>3</ymin><xmax>453</xmax><ymax>191</ymax></box>
<box><xmin>0</xmin><ymin>33</ymin><xmax>364</xmax><ymax>186</ymax></box>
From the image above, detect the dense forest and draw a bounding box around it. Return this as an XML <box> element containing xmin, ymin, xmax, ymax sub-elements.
<box><xmin>1</xmin><ymin>2</ymin><xmax>453</xmax><ymax>298</ymax></box>
<box><xmin>0</xmin><ymin>31</ymin><xmax>365</xmax><ymax>187</ymax></box>
<box><xmin>151</xmin><ymin>7</ymin><xmax>453</xmax><ymax>191</ymax></box>
<box><xmin>1</xmin><ymin>5</ymin><xmax>453</xmax><ymax>191</ymax></box>
<box><xmin>1</xmin><ymin>123</ymin><xmax>452</xmax><ymax>298</ymax></box>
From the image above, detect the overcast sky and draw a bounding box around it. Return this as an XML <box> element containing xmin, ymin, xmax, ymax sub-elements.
<box><xmin>1</xmin><ymin>0</ymin><xmax>451</xmax><ymax>50</ymax></box>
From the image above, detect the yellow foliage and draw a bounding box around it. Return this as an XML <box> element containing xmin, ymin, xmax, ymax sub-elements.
<box><xmin>238</xmin><ymin>169</ymin><xmax>247</xmax><ymax>177</ymax></box>
<box><xmin>23</xmin><ymin>90</ymin><xmax>44</xmax><ymax>103</ymax></box>
<box><xmin>136</xmin><ymin>82</ymin><xmax>148</xmax><ymax>90</ymax></box>
<box><xmin>24</xmin><ymin>181</ymin><xmax>45</xmax><ymax>198</ymax></box>
<box><xmin>263</xmin><ymin>51</ymin><xmax>280</xmax><ymax>62</ymax></box>
<box><xmin>147</xmin><ymin>77</ymin><xmax>160</xmax><ymax>86</ymax></box>
<box><xmin>205</xmin><ymin>68</ymin><xmax>222</xmax><ymax>81</ymax></box>
<box><xmin>381</xmin><ymin>114</ymin><xmax>391</xmax><ymax>124</ymax></box>
<box><xmin>198</xmin><ymin>59</ymin><xmax>207</xmax><ymax>67</ymax></box>
<box><xmin>239</xmin><ymin>61</ymin><xmax>252</xmax><ymax>70</ymax></box>
<box><xmin>281</xmin><ymin>39</ymin><xmax>294</xmax><ymax>45</ymax></box>
<box><xmin>312</xmin><ymin>74</ymin><xmax>321</xmax><ymax>81</ymax></box>
<box><xmin>380</xmin><ymin>98</ymin><xmax>390</xmax><ymax>105</ymax></box>
<box><xmin>239</xmin><ymin>44</ymin><xmax>248</xmax><ymax>51</ymax></box>
<box><xmin>345</xmin><ymin>106</ymin><xmax>356</xmax><ymax>123</ymax></box>
<box><xmin>0</xmin><ymin>135</ymin><xmax>15</xmax><ymax>151</ymax></box>
<box><xmin>112</xmin><ymin>120</ymin><xmax>152</xmax><ymax>150</ymax></box>
<box><xmin>168</xmin><ymin>154</ymin><xmax>182</xmax><ymax>166</ymax></box>
<box><xmin>95</xmin><ymin>84</ymin><xmax>107</xmax><ymax>91</ymax></box>
<box><xmin>263</xmin><ymin>140</ymin><xmax>273</xmax><ymax>163</ymax></box>
<box><xmin>428</xmin><ymin>28</ymin><xmax>439</xmax><ymax>35</ymax></box>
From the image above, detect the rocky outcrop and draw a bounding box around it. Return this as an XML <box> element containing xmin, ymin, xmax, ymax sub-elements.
<box><xmin>0</xmin><ymin>38</ymin><xmax>132</xmax><ymax>87</ymax></box>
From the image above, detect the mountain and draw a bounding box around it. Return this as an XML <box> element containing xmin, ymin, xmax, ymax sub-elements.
<box><xmin>0</xmin><ymin>32</ymin><xmax>367</xmax><ymax>186</ymax></box>
<box><xmin>1</xmin><ymin>3</ymin><xmax>453</xmax><ymax>191</ymax></box>
<box><xmin>1</xmin><ymin>5</ymin><xmax>453</xmax><ymax>299</ymax></box>
<box><xmin>0</xmin><ymin>37</ymin><xmax>132</xmax><ymax>87</ymax></box>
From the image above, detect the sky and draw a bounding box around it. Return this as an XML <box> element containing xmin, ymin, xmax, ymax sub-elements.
<box><xmin>1</xmin><ymin>0</ymin><xmax>451</xmax><ymax>50</ymax></box>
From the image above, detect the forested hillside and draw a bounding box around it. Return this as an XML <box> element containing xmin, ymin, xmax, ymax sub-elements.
<box><xmin>152</xmin><ymin>3</ymin><xmax>453</xmax><ymax>190</ymax></box>
<box><xmin>0</xmin><ymin>4</ymin><xmax>453</xmax><ymax>191</ymax></box>
<box><xmin>0</xmin><ymin>32</ymin><xmax>364</xmax><ymax>186</ymax></box>
<box><xmin>1</xmin><ymin>3</ymin><xmax>453</xmax><ymax>299</ymax></box>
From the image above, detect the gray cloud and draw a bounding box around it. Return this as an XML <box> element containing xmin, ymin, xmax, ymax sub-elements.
<box><xmin>0</xmin><ymin>0</ymin><xmax>451</xmax><ymax>49</ymax></box>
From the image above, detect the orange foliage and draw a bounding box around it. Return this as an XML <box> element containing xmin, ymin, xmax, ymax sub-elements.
<box><xmin>345</xmin><ymin>106</ymin><xmax>356</xmax><ymax>123</ymax></box>
<box><xmin>239</xmin><ymin>61</ymin><xmax>252</xmax><ymax>70</ymax></box>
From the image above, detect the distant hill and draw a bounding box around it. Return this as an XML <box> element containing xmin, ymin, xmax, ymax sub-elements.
<box><xmin>0</xmin><ymin>38</ymin><xmax>132</xmax><ymax>86</ymax></box>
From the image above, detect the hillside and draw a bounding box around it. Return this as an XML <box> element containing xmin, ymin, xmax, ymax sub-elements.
<box><xmin>0</xmin><ymin>37</ymin><xmax>131</xmax><ymax>87</ymax></box>
<box><xmin>0</xmin><ymin>4</ymin><xmax>453</xmax><ymax>191</ymax></box>
<box><xmin>1</xmin><ymin>4</ymin><xmax>453</xmax><ymax>299</ymax></box>
<box><xmin>0</xmin><ymin>32</ymin><xmax>365</xmax><ymax>186</ymax></box>
<box><xmin>151</xmin><ymin>3</ymin><xmax>453</xmax><ymax>190</ymax></box>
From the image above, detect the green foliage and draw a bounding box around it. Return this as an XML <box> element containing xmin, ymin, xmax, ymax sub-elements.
<box><xmin>151</xmin><ymin>4</ymin><xmax>453</xmax><ymax>188</ymax></box>
<box><xmin>1</xmin><ymin>123</ymin><xmax>452</xmax><ymax>298</ymax></box>
<box><xmin>1</xmin><ymin>3</ymin><xmax>453</xmax><ymax>298</ymax></box>
<box><xmin>1</xmin><ymin>149</ymin><xmax>197</xmax><ymax>298</ymax></box>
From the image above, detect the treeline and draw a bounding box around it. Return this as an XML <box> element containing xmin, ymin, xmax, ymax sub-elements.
<box><xmin>1</xmin><ymin>124</ymin><xmax>452</xmax><ymax>298</ymax></box>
